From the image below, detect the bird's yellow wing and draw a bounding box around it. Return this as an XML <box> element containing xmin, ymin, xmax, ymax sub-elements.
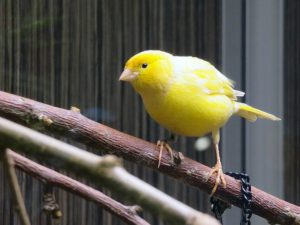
<box><xmin>194</xmin><ymin>69</ymin><xmax>237</xmax><ymax>99</ymax></box>
<box><xmin>172</xmin><ymin>56</ymin><xmax>243</xmax><ymax>100</ymax></box>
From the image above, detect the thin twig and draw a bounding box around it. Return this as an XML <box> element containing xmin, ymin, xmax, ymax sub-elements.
<box><xmin>0</xmin><ymin>91</ymin><xmax>299</xmax><ymax>224</ymax></box>
<box><xmin>3</xmin><ymin>149</ymin><xmax>31</xmax><ymax>225</ymax></box>
<box><xmin>0</xmin><ymin>117</ymin><xmax>219</xmax><ymax>225</ymax></box>
<box><xmin>8</xmin><ymin>150</ymin><xmax>150</xmax><ymax>225</ymax></box>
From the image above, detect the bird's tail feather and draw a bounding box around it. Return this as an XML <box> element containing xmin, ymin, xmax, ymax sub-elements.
<box><xmin>234</xmin><ymin>90</ymin><xmax>245</xmax><ymax>98</ymax></box>
<box><xmin>235</xmin><ymin>102</ymin><xmax>281</xmax><ymax>122</ymax></box>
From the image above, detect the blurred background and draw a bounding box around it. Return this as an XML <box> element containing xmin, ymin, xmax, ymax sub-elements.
<box><xmin>0</xmin><ymin>0</ymin><xmax>297</xmax><ymax>224</ymax></box>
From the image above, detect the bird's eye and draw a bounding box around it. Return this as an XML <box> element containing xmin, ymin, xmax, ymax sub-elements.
<box><xmin>141</xmin><ymin>63</ymin><xmax>148</xmax><ymax>69</ymax></box>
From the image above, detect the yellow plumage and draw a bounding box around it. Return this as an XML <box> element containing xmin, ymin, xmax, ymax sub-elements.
<box><xmin>119</xmin><ymin>50</ymin><xmax>280</xmax><ymax>194</ymax></box>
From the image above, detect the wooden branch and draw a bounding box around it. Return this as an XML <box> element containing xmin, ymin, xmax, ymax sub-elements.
<box><xmin>0</xmin><ymin>117</ymin><xmax>220</xmax><ymax>225</ymax></box>
<box><xmin>3</xmin><ymin>149</ymin><xmax>31</xmax><ymax>225</ymax></box>
<box><xmin>7</xmin><ymin>150</ymin><xmax>149</xmax><ymax>225</ymax></box>
<box><xmin>0</xmin><ymin>91</ymin><xmax>299</xmax><ymax>224</ymax></box>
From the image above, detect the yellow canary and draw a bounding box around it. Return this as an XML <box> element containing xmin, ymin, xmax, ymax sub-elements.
<box><xmin>119</xmin><ymin>50</ymin><xmax>280</xmax><ymax>194</ymax></box>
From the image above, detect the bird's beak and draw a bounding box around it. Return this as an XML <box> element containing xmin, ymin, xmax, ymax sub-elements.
<box><xmin>119</xmin><ymin>69</ymin><xmax>138</xmax><ymax>82</ymax></box>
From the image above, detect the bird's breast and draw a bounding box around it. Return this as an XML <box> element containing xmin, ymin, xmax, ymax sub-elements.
<box><xmin>141</xmin><ymin>83</ymin><xmax>235</xmax><ymax>137</ymax></box>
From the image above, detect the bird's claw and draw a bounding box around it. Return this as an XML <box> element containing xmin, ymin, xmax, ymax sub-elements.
<box><xmin>156</xmin><ymin>140</ymin><xmax>174</xmax><ymax>168</ymax></box>
<box><xmin>208</xmin><ymin>164</ymin><xmax>226</xmax><ymax>196</ymax></box>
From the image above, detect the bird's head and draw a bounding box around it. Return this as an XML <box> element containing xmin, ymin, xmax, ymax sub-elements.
<box><xmin>119</xmin><ymin>50</ymin><xmax>173</xmax><ymax>94</ymax></box>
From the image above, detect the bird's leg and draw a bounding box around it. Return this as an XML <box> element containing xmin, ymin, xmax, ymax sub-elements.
<box><xmin>156</xmin><ymin>134</ymin><xmax>176</xmax><ymax>168</ymax></box>
<box><xmin>208</xmin><ymin>130</ymin><xmax>226</xmax><ymax>195</ymax></box>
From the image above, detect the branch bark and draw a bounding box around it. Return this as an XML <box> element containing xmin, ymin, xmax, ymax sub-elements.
<box><xmin>0</xmin><ymin>91</ymin><xmax>299</xmax><ymax>224</ymax></box>
<box><xmin>7</xmin><ymin>150</ymin><xmax>149</xmax><ymax>225</ymax></box>
<box><xmin>3</xmin><ymin>149</ymin><xmax>31</xmax><ymax>225</ymax></box>
<box><xmin>0</xmin><ymin>117</ymin><xmax>219</xmax><ymax>225</ymax></box>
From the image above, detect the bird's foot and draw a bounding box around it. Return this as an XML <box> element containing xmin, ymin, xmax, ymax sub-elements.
<box><xmin>208</xmin><ymin>163</ymin><xmax>226</xmax><ymax>196</ymax></box>
<box><xmin>156</xmin><ymin>140</ymin><xmax>174</xmax><ymax>168</ymax></box>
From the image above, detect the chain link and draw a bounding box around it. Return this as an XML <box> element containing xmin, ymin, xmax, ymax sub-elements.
<box><xmin>210</xmin><ymin>196</ymin><xmax>231</xmax><ymax>224</ymax></box>
<box><xmin>210</xmin><ymin>172</ymin><xmax>252</xmax><ymax>225</ymax></box>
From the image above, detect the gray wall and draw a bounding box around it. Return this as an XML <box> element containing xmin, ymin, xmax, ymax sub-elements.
<box><xmin>222</xmin><ymin>0</ymin><xmax>283</xmax><ymax>224</ymax></box>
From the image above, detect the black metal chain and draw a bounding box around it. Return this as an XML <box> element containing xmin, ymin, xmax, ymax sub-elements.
<box><xmin>210</xmin><ymin>172</ymin><xmax>252</xmax><ymax>225</ymax></box>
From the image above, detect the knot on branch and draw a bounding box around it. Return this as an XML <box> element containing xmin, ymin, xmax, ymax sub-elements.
<box><xmin>97</xmin><ymin>155</ymin><xmax>122</xmax><ymax>168</ymax></box>
<box><xmin>283</xmin><ymin>207</ymin><xmax>300</xmax><ymax>225</ymax></box>
<box><xmin>127</xmin><ymin>205</ymin><xmax>143</xmax><ymax>215</ymax></box>
<box><xmin>70</xmin><ymin>106</ymin><xmax>81</xmax><ymax>113</ymax></box>
<box><xmin>38</xmin><ymin>114</ymin><xmax>53</xmax><ymax>126</ymax></box>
